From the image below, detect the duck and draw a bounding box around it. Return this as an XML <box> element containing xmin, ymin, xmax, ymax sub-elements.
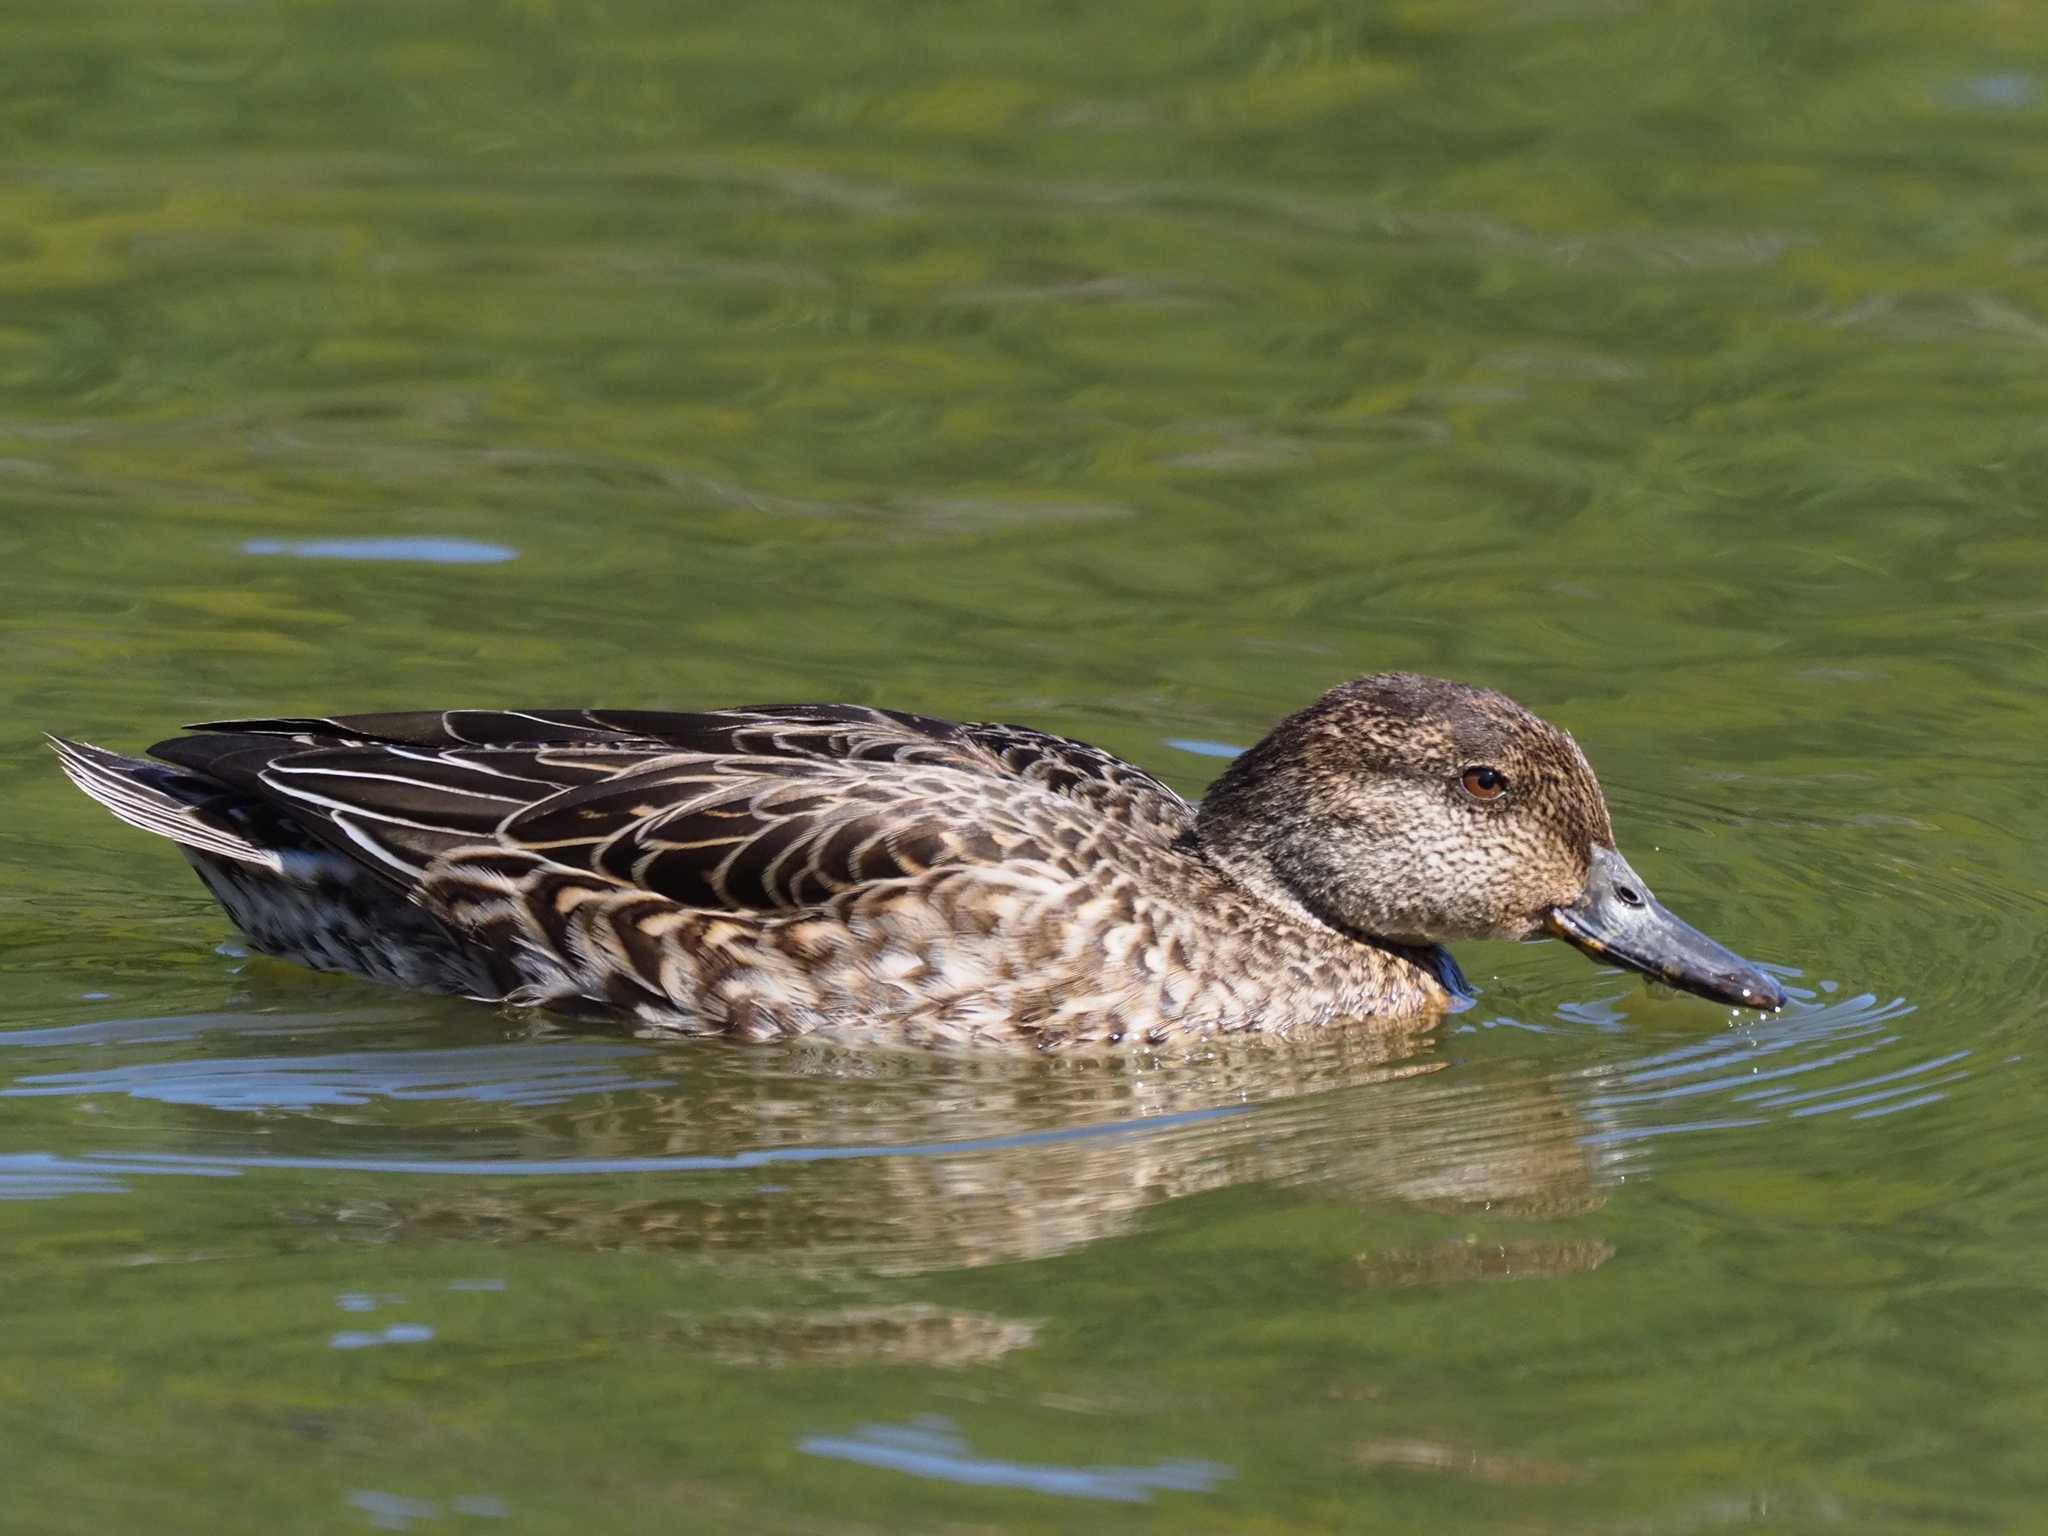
<box><xmin>49</xmin><ymin>673</ymin><xmax>1782</xmax><ymax>1047</ymax></box>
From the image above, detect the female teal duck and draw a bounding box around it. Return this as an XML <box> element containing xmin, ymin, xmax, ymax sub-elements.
<box><xmin>50</xmin><ymin>674</ymin><xmax>1781</xmax><ymax>1046</ymax></box>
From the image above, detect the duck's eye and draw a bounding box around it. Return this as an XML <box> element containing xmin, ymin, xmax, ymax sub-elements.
<box><xmin>1459</xmin><ymin>765</ymin><xmax>1510</xmax><ymax>802</ymax></box>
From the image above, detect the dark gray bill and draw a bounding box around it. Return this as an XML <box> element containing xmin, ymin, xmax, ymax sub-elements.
<box><xmin>1545</xmin><ymin>846</ymin><xmax>1784</xmax><ymax>1011</ymax></box>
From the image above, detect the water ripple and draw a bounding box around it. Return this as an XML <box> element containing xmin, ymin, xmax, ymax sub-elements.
<box><xmin>0</xmin><ymin>1007</ymin><xmax>407</xmax><ymax>1049</ymax></box>
<box><xmin>2</xmin><ymin>1044</ymin><xmax>647</xmax><ymax>1109</ymax></box>
<box><xmin>798</xmin><ymin>1415</ymin><xmax>1229</xmax><ymax>1502</ymax></box>
<box><xmin>31</xmin><ymin>1100</ymin><xmax>1249</xmax><ymax>1179</ymax></box>
<box><xmin>1575</xmin><ymin>982</ymin><xmax>1968</xmax><ymax>1152</ymax></box>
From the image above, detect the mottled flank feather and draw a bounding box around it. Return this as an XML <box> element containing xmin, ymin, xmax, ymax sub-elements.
<box><xmin>52</xmin><ymin>681</ymin><xmax>1643</xmax><ymax>1047</ymax></box>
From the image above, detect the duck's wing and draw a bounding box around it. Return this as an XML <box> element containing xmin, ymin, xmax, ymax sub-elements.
<box><xmin>179</xmin><ymin>705</ymin><xmax>1194</xmax><ymax>840</ymax></box>
<box><xmin>144</xmin><ymin>705</ymin><xmax>1191</xmax><ymax>912</ymax></box>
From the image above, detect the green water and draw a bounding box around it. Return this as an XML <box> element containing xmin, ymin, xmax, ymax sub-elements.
<box><xmin>5</xmin><ymin>1</ymin><xmax>2047</xmax><ymax>1529</ymax></box>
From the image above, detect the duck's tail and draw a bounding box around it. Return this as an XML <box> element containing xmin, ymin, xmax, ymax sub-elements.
<box><xmin>46</xmin><ymin>735</ymin><xmax>284</xmax><ymax>872</ymax></box>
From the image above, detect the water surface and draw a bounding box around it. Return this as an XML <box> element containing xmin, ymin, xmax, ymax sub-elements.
<box><xmin>4</xmin><ymin>1</ymin><xmax>2047</xmax><ymax>1530</ymax></box>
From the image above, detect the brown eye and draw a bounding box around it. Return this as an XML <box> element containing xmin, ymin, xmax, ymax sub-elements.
<box><xmin>1460</xmin><ymin>765</ymin><xmax>1509</xmax><ymax>802</ymax></box>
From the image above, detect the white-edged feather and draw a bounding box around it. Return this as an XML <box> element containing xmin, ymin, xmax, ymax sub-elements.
<box><xmin>47</xmin><ymin>736</ymin><xmax>283</xmax><ymax>872</ymax></box>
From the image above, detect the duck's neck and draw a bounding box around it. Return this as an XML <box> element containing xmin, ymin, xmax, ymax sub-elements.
<box><xmin>1194</xmin><ymin>849</ymin><xmax>1462</xmax><ymax>1026</ymax></box>
<box><xmin>1192</xmin><ymin>811</ymin><xmax>1462</xmax><ymax>993</ymax></box>
<box><xmin>1191</xmin><ymin>816</ymin><xmax>1330</xmax><ymax>930</ymax></box>
<box><xmin>1196</xmin><ymin>794</ymin><xmax>1466</xmax><ymax>1011</ymax></box>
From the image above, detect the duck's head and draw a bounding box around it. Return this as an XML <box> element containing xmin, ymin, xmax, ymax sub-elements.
<box><xmin>1196</xmin><ymin>673</ymin><xmax>1783</xmax><ymax>1010</ymax></box>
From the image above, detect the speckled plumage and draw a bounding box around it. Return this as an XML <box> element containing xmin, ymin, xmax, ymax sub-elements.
<box><xmin>51</xmin><ymin>676</ymin><xmax>1759</xmax><ymax>1047</ymax></box>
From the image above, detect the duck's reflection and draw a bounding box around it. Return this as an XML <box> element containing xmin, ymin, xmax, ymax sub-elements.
<box><xmin>361</xmin><ymin>1025</ymin><xmax>1609</xmax><ymax>1280</ymax></box>
<box><xmin>676</xmin><ymin>1305</ymin><xmax>1040</xmax><ymax>1370</ymax></box>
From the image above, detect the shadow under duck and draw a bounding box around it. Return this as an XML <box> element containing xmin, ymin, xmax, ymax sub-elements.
<box><xmin>50</xmin><ymin>674</ymin><xmax>1782</xmax><ymax>1046</ymax></box>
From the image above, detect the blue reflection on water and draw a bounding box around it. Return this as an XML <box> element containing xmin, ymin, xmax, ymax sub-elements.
<box><xmin>0</xmin><ymin>1151</ymin><xmax>242</xmax><ymax>1199</ymax></box>
<box><xmin>799</xmin><ymin>1415</ymin><xmax>1230</xmax><ymax>1503</ymax></box>
<box><xmin>243</xmin><ymin>536</ymin><xmax>517</xmax><ymax>564</ymax></box>
<box><xmin>2</xmin><ymin>1044</ymin><xmax>646</xmax><ymax>1109</ymax></box>
<box><xmin>1946</xmin><ymin>71</ymin><xmax>2041</xmax><ymax>110</ymax></box>
<box><xmin>347</xmin><ymin>1491</ymin><xmax>438</xmax><ymax>1532</ymax></box>
<box><xmin>0</xmin><ymin>1008</ymin><xmax>402</xmax><ymax>1049</ymax></box>
<box><xmin>348</xmin><ymin>1490</ymin><xmax>510</xmax><ymax>1530</ymax></box>
<box><xmin>331</xmin><ymin>1323</ymin><xmax>434</xmax><ymax>1350</ymax></box>
<box><xmin>0</xmin><ymin>1156</ymin><xmax>133</xmax><ymax>1199</ymax></box>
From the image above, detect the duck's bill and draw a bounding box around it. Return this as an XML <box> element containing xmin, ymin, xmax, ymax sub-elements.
<box><xmin>1546</xmin><ymin>846</ymin><xmax>1785</xmax><ymax>1011</ymax></box>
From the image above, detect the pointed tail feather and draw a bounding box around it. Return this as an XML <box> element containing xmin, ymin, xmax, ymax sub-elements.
<box><xmin>48</xmin><ymin>735</ymin><xmax>283</xmax><ymax>872</ymax></box>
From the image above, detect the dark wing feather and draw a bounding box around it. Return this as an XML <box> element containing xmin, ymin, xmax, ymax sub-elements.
<box><xmin>183</xmin><ymin>710</ymin><xmax>636</xmax><ymax>748</ymax></box>
<box><xmin>181</xmin><ymin>704</ymin><xmax>967</xmax><ymax>754</ymax></box>
<box><xmin>149</xmin><ymin>733</ymin><xmax>665</xmax><ymax>880</ymax></box>
<box><xmin>173</xmin><ymin>706</ymin><xmax>1194</xmax><ymax>836</ymax></box>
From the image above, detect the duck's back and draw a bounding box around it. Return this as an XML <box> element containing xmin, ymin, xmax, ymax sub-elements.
<box><xmin>152</xmin><ymin>705</ymin><xmax>1193</xmax><ymax>866</ymax></box>
<box><xmin>54</xmin><ymin>705</ymin><xmax>1217</xmax><ymax>1041</ymax></box>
